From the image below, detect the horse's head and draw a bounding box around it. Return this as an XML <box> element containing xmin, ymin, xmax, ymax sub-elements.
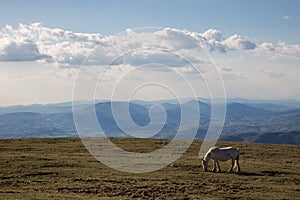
<box><xmin>201</xmin><ymin>158</ymin><xmax>208</xmax><ymax>172</ymax></box>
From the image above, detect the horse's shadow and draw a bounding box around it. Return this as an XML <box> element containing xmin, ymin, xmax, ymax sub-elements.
<box><xmin>207</xmin><ymin>171</ymin><xmax>264</xmax><ymax>176</ymax></box>
<box><xmin>237</xmin><ymin>170</ymin><xmax>292</xmax><ymax>177</ymax></box>
<box><xmin>235</xmin><ymin>171</ymin><xmax>264</xmax><ymax>176</ymax></box>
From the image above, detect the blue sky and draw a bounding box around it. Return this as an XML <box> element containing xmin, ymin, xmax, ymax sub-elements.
<box><xmin>0</xmin><ymin>1</ymin><xmax>299</xmax><ymax>105</ymax></box>
<box><xmin>1</xmin><ymin>0</ymin><xmax>299</xmax><ymax>42</ymax></box>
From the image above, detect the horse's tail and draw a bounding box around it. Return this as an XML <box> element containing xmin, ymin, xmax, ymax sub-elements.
<box><xmin>236</xmin><ymin>149</ymin><xmax>240</xmax><ymax>161</ymax></box>
<box><xmin>235</xmin><ymin>149</ymin><xmax>241</xmax><ymax>172</ymax></box>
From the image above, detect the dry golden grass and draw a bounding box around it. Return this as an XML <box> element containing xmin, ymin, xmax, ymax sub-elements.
<box><xmin>0</xmin><ymin>138</ymin><xmax>299</xmax><ymax>199</ymax></box>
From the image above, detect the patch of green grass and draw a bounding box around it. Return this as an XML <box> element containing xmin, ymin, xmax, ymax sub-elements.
<box><xmin>0</xmin><ymin>138</ymin><xmax>299</xmax><ymax>199</ymax></box>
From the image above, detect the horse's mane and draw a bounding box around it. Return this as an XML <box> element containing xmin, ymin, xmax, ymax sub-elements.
<box><xmin>203</xmin><ymin>146</ymin><xmax>218</xmax><ymax>161</ymax></box>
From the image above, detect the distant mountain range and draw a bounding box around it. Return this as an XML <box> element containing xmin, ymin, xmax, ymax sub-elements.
<box><xmin>220</xmin><ymin>131</ymin><xmax>300</xmax><ymax>145</ymax></box>
<box><xmin>0</xmin><ymin>99</ymin><xmax>300</xmax><ymax>145</ymax></box>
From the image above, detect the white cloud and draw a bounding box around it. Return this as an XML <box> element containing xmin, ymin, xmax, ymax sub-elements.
<box><xmin>220</xmin><ymin>67</ymin><xmax>247</xmax><ymax>80</ymax></box>
<box><xmin>158</xmin><ymin>28</ymin><xmax>198</xmax><ymax>49</ymax></box>
<box><xmin>221</xmin><ymin>34</ymin><xmax>256</xmax><ymax>51</ymax></box>
<box><xmin>0</xmin><ymin>23</ymin><xmax>299</xmax><ymax>68</ymax></box>
<box><xmin>258</xmin><ymin>42</ymin><xmax>276</xmax><ymax>51</ymax></box>
<box><xmin>283</xmin><ymin>16</ymin><xmax>291</xmax><ymax>20</ymax></box>
<box><xmin>201</xmin><ymin>29</ymin><xmax>222</xmax><ymax>41</ymax></box>
<box><xmin>0</xmin><ymin>38</ymin><xmax>50</xmax><ymax>61</ymax></box>
<box><xmin>191</xmin><ymin>29</ymin><xmax>256</xmax><ymax>52</ymax></box>
<box><xmin>194</xmin><ymin>29</ymin><xmax>226</xmax><ymax>52</ymax></box>
<box><xmin>0</xmin><ymin>23</ymin><xmax>102</xmax><ymax>67</ymax></box>
<box><xmin>257</xmin><ymin>41</ymin><xmax>300</xmax><ymax>60</ymax></box>
<box><xmin>222</xmin><ymin>67</ymin><xmax>234</xmax><ymax>72</ymax></box>
<box><xmin>264</xmin><ymin>70</ymin><xmax>286</xmax><ymax>78</ymax></box>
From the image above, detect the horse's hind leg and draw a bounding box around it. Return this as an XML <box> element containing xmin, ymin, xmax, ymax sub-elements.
<box><xmin>216</xmin><ymin>161</ymin><xmax>221</xmax><ymax>172</ymax></box>
<box><xmin>228</xmin><ymin>158</ymin><xmax>234</xmax><ymax>172</ymax></box>
<box><xmin>235</xmin><ymin>160</ymin><xmax>241</xmax><ymax>172</ymax></box>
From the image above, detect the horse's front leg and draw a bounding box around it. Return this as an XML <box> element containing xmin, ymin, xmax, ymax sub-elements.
<box><xmin>228</xmin><ymin>158</ymin><xmax>234</xmax><ymax>172</ymax></box>
<box><xmin>212</xmin><ymin>160</ymin><xmax>217</xmax><ymax>172</ymax></box>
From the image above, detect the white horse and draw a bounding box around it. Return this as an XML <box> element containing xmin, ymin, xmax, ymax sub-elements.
<box><xmin>201</xmin><ymin>146</ymin><xmax>241</xmax><ymax>173</ymax></box>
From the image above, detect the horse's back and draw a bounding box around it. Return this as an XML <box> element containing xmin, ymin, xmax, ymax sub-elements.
<box><xmin>220</xmin><ymin>146</ymin><xmax>238</xmax><ymax>151</ymax></box>
<box><xmin>209</xmin><ymin>146</ymin><xmax>237</xmax><ymax>152</ymax></box>
<box><xmin>211</xmin><ymin>146</ymin><xmax>239</xmax><ymax>161</ymax></box>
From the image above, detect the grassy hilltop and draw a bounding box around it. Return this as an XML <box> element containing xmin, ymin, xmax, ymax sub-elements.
<box><xmin>0</xmin><ymin>138</ymin><xmax>299</xmax><ymax>199</ymax></box>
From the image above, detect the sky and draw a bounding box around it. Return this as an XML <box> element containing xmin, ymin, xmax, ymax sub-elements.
<box><xmin>0</xmin><ymin>0</ymin><xmax>299</xmax><ymax>106</ymax></box>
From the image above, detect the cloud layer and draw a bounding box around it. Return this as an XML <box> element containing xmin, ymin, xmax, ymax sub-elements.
<box><xmin>257</xmin><ymin>41</ymin><xmax>300</xmax><ymax>60</ymax></box>
<box><xmin>0</xmin><ymin>23</ymin><xmax>299</xmax><ymax>67</ymax></box>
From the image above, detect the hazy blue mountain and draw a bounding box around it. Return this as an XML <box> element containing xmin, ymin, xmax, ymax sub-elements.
<box><xmin>0</xmin><ymin>100</ymin><xmax>105</xmax><ymax>114</ymax></box>
<box><xmin>220</xmin><ymin>131</ymin><xmax>300</xmax><ymax>145</ymax></box>
<box><xmin>0</xmin><ymin>99</ymin><xmax>300</xmax><ymax>145</ymax></box>
<box><xmin>280</xmin><ymin>93</ymin><xmax>300</xmax><ymax>101</ymax></box>
<box><xmin>0</xmin><ymin>112</ymin><xmax>76</xmax><ymax>138</ymax></box>
<box><xmin>226</xmin><ymin>103</ymin><xmax>273</xmax><ymax>117</ymax></box>
<box><xmin>94</xmin><ymin>101</ymin><xmax>151</xmax><ymax>136</ymax></box>
<box><xmin>243</xmin><ymin>103</ymin><xmax>292</xmax><ymax>112</ymax></box>
<box><xmin>0</xmin><ymin>103</ymin><xmax>85</xmax><ymax>114</ymax></box>
<box><xmin>220</xmin><ymin>132</ymin><xmax>259</xmax><ymax>142</ymax></box>
<box><xmin>253</xmin><ymin>131</ymin><xmax>300</xmax><ymax>144</ymax></box>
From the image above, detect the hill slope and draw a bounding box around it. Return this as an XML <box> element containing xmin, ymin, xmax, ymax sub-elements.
<box><xmin>0</xmin><ymin>138</ymin><xmax>299</xmax><ymax>199</ymax></box>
